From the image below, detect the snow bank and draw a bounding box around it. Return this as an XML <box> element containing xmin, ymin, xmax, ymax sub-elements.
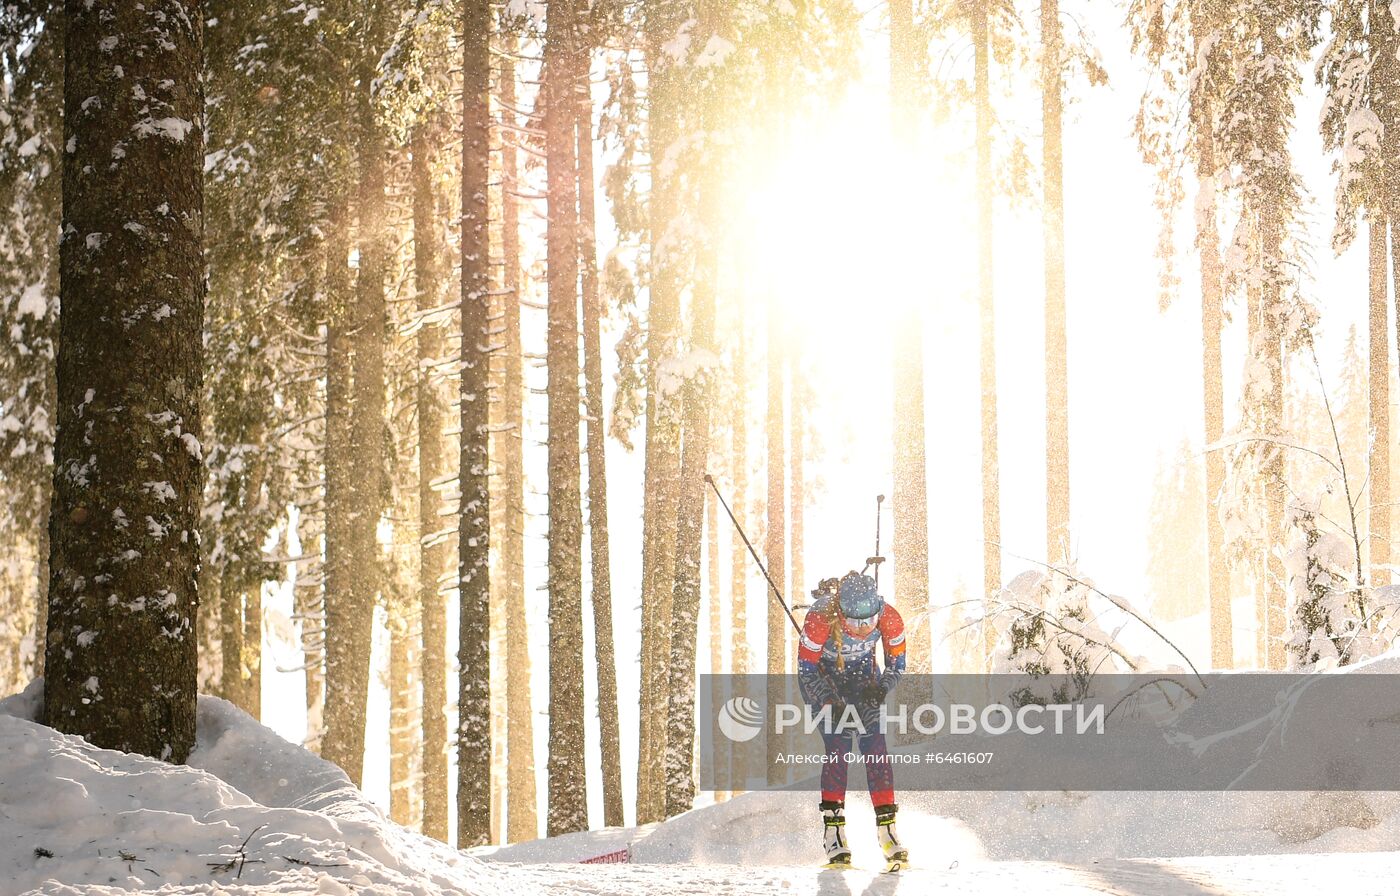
<box><xmin>0</xmin><ymin>682</ymin><xmax>499</xmax><ymax>895</ymax></box>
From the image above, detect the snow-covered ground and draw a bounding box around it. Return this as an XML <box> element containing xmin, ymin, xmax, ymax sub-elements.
<box><xmin>4</xmin><ymin>679</ymin><xmax>1399</xmax><ymax>895</ymax></box>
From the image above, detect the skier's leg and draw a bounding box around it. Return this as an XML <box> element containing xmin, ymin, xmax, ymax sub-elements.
<box><xmin>857</xmin><ymin>729</ymin><xmax>894</xmax><ymax>807</ymax></box>
<box><xmin>819</xmin><ymin>727</ymin><xmax>852</xmax><ymax>866</ymax></box>
<box><xmin>858</xmin><ymin>725</ymin><xmax>907</xmax><ymax>865</ymax></box>
<box><xmin>819</xmin><ymin>726</ymin><xmax>850</xmax><ymax>805</ymax></box>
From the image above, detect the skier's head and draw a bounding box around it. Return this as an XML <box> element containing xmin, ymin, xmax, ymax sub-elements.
<box><xmin>838</xmin><ymin>572</ymin><xmax>882</xmax><ymax>635</ymax></box>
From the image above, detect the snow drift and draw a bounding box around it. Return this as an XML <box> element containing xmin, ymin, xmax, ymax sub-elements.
<box><xmin>0</xmin><ymin>681</ymin><xmax>497</xmax><ymax>895</ymax></box>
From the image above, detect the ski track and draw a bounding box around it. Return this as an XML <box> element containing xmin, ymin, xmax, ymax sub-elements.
<box><xmin>474</xmin><ymin>851</ymin><xmax>1400</xmax><ymax>895</ymax></box>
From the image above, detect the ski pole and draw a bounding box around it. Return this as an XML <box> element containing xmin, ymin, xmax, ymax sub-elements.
<box><xmin>704</xmin><ymin>474</ymin><xmax>802</xmax><ymax>637</ymax></box>
<box><xmin>873</xmin><ymin>494</ymin><xmax>885</xmax><ymax>589</ymax></box>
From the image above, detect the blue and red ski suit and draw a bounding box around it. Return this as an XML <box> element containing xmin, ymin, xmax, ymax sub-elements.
<box><xmin>797</xmin><ymin>595</ymin><xmax>907</xmax><ymax>806</ymax></box>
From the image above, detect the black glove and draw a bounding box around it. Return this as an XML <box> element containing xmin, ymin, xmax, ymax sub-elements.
<box><xmin>860</xmin><ymin>682</ymin><xmax>886</xmax><ymax>705</ymax></box>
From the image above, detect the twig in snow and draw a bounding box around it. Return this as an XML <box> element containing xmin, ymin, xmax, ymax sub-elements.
<box><xmin>207</xmin><ymin>823</ymin><xmax>267</xmax><ymax>879</ymax></box>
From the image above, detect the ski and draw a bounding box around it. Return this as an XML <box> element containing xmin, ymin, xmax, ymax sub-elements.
<box><xmin>820</xmin><ymin>854</ymin><xmax>853</xmax><ymax>870</ymax></box>
<box><xmin>817</xmin><ymin>858</ymin><xmax>908</xmax><ymax>873</ymax></box>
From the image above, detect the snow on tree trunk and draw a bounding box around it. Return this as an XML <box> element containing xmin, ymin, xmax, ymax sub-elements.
<box><xmin>388</xmin><ymin>577</ymin><xmax>421</xmax><ymax>828</ymax></box>
<box><xmin>411</xmin><ymin>122</ymin><xmax>452</xmax><ymax>843</ymax></box>
<box><xmin>542</xmin><ymin>0</ymin><xmax>587</xmax><ymax>837</ymax></box>
<box><xmin>0</xmin><ymin>3</ymin><xmax>61</xmax><ymax>688</ymax></box>
<box><xmin>663</xmin><ymin>78</ymin><xmax>720</xmax><ymax>816</ymax></box>
<box><xmin>459</xmin><ymin>0</ymin><xmax>494</xmax><ymax>849</ymax></box>
<box><xmin>323</xmin><ymin>64</ymin><xmax>391</xmax><ymax>784</ymax></box>
<box><xmin>45</xmin><ymin>0</ymin><xmax>204</xmax><ymax>762</ymax></box>
<box><xmin>636</xmin><ymin>0</ymin><xmax>685</xmax><ymax>826</ymax></box>
<box><xmin>577</xmin><ymin>57</ymin><xmax>624</xmax><ymax>830</ymax></box>
<box><xmin>495</xmin><ymin>42</ymin><xmax>538</xmax><ymax>845</ymax></box>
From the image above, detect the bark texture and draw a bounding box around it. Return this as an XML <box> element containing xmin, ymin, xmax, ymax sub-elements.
<box><xmin>496</xmin><ymin>46</ymin><xmax>538</xmax><ymax>844</ymax></box>
<box><xmin>1369</xmin><ymin>218</ymin><xmax>1390</xmax><ymax>589</ymax></box>
<box><xmin>45</xmin><ymin>0</ymin><xmax>205</xmax><ymax>761</ymax></box>
<box><xmin>543</xmin><ymin>0</ymin><xmax>587</xmax><ymax>835</ymax></box>
<box><xmin>411</xmin><ymin>123</ymin><xmax>451</xmax><ymax>842</ymax></box>
<box><xmin>577</xmin><ymin>71</ymin><xmax>624</xmax><ymax>829</ymax></box>
<box><xmin>459</xmin><ymin>0</ymin><xmax>494</xmax><ymax>848</ymax></box>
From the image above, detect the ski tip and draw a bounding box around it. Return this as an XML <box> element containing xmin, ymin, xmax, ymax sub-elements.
<box><xmin>882</xmin><ymin>860</ymin><xmax>905</xmax><ymax>874</ymax></box>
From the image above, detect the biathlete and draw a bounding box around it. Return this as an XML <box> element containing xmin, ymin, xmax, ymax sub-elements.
<box><xmin>797</xmin><ymin>572</ymin><xmax>909</xmax><ymax>870</ymax></box>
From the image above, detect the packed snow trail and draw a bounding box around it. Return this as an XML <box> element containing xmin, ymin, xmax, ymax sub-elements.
<box><xmin>468</xmin><ymin>851</ymin><xmax>1400</xmax><ymax>895</ymax></box>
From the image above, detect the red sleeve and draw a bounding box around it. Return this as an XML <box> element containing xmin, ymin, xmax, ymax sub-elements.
<box><xmin>798</xmin><ymin>606</ymin><xmax>832</xmax><ymax>663</ymax></box>
<box><xmin>880</xmin><ymin>605</ymin><xmax>906</xmax><ymax>659</ymax></box>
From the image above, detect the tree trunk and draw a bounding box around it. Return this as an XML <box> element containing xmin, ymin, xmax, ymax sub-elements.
<box><xmin>45</xmin><ymin>0</ymin><xmax>203</xmax><ymax>761</ymax></box>
<box><xmin>318</xmin><ymin>207</ymin><xmax>354</xmax><ymax>757</ymax></box>
<box><xmin>636</xmin><ymin>8</ymin><xmax>684</xmax><ymax>825</ymax></box>
<box><xmin>728</xmin><ymin>313</ymin><xmax>749</xmax><ymax>800</ymax></box>
<box><xmin>664</xmin><ymin>155</ymin><xmax>718</xmax><ymax>822</ymax></box>
<box><xmin>730</xmin><ymin>320</ymin><xmax>750</xmax><ymax>684</ymax></box>
<box><xmin>974</xmin><ymin>2</ymin><xmax>1001</xmax><ymax>658</ymax></box>
<box><xmin>1378</xmin><ymin>0</ymin><xmax>1400</xmax><ymax>594</ymax></box>
<box><xmin>34</xmin><ymin>495</ymin><xmax>49</xmax><ymax>679</ymax></box>
<box><xmin>1042</xmin><ymin>0</ymin><xmax>1070</xmax><ymax>566</ymax></box>
<box><xmin>1191</xmin><ymin>89</ymin><xmax>1231</xmax><ymax>668</ymax></box>
<box><xmin>789</xmin><ymin>368</ymin><xmax>804</xmax><ymax>620</ymax></box>
<box><xmin>388</xmin><ymin>583</ymin><xmax>420</xmax><ymax>827</ymax></box>
<box><xmin>459</xmin><ymin>0</ymin><xmax>495</xmax><ymax>849</ymax></box>
<box><xmin>1258</xmin><ymin>26</ymin><xmax>1287</xmax><ymax>672</ymax></box>
<box><xmin>889</xmin><ymin>0</ymin><xmax>931</xmax><ymax>672</ymax></box>
<box><xmin>706</xmin><ymin>485</ymin><xmax>726</xmax><ymax>802</ymax></box>
<box><xmin>294</xmin><ymin>564</ymin><xmax>325</xmax><ymax>752</ymax></box>
<box><xmin>243</xmin><ymin>586</ymin><xmax>261</xmax><ymax>720</ymax></box>
<box><xmin>497</xmin><ymin>45</ymin><xmax>538</xmax><ymax>844</ymax></box>
<box><xmin>220</xmin><ymin>572</ymin><xmax>245</xmax><ymax>706</ymax></box>
<box><xmin>323</xmin><ymin>69</ymin><xmax>389</xmax><ymax>786</ymax></box>
<box><xmin>1369</xmin><ymin>215</ymin><xmax>1390</xmax><ymax>589</ymax></box>
<box><xmin>543</xmin><ymin>0</ymin><xmax>587</xmax><ymax>836</ymax></box>
<box><xmin>765</xmin><ymin>290</ymin><xmax>786</xmax><ymax>787</ymax></box>
<box><xmin>577</xmin><ymin>64</ymin><xmax>624</xmax><ymax>830</ymax></box>
<box><xmin>411</xmin><ymin>123</ymin><xmax>452</xmax><ymax>841</ymax></box>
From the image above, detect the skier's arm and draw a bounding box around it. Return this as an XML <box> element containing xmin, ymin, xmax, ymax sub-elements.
<box><xmin>797</xmin><ymin>610</ymin><xmax>837</xmax><ymax>707</ymax></box>
<box><xmin>877</xmin><ymin>606</ymin><xmax>907</xmax><ymax>695</ymax></box>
